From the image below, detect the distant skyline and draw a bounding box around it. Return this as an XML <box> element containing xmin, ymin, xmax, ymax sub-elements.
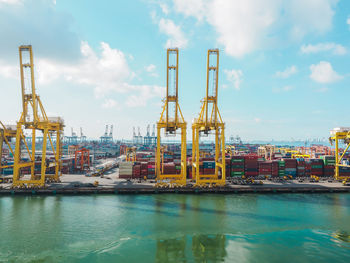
<box><xmin>0</xmin><ymin>0</ymin><xmax>349</xmax><ymax>141</ymax></box>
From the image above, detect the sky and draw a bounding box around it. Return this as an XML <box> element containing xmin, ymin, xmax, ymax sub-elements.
<box><xmin>0</xmin><ymin>0</ymin><xmax>349</xmax><ymax>142</ymax></box>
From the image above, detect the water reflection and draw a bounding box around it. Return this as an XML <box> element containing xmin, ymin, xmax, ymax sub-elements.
<box><xmin>156</xmin><ymin>237</ymin><xmax>187</xmax><ymax>263</ymax></box>
<box><xmin>155</xmin><ymin>195</ymin><xmax>228</xmax><ymax>262</ymax></box>
<box><xmin>332</xmin><ymin>231</ymin><xmax>350</xmax><ymax>243</ymax></box>
<box><xmin>155</xmin><ymin>234</ymin><xmax>227</xmax><ymax>262</ymax></box>
<box><xmin>192</xmin><ymin>235</ymin><xmax>227</xmax><ymax>262</ymax></box>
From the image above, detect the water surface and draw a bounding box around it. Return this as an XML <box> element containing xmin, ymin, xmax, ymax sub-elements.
<box><xmin>1</xmin><ymin>193</ymin><xmax>350</xmax><ymax>262</ymax></box>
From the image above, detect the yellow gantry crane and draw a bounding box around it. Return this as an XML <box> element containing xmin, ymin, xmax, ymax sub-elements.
<box><xmin>0</xmin><ymin>122</ymin><xmax>17</xmax><ymax>175</ymax></box>
<box><xmin>13</xmin><ymin>45</ymin><xmax>64</xmax><ymax>188</ymax></box>
<box><xmin>126</xmin><ymin>146</ymin><xmax>137</xmax><ymax>162</ymax></box>
<box><xmin>156</xmin><ymin>48</ymin><xmax>187</xmax><ymax>187</ymax></box>
<box><xmin>225</xmin><ymin>145</ymin><xmax>236</xmax><ymax>158</ymax></box>
<box><xmin>192</xmin><ymin>49</ymin><xmax>225</xmax><ymax>187</ymax></box>
<box><xmin>329</xmin><ymin>127</ymin><xmax>350</xmax><ymax>180</ymax></box>
<box><xmin>291</xmin><ymin>153</ymin><xmax>310</xmax><ymax>159</ymax></box>
<box><xmin>257</xmin><ymin>145</ymin><xmax>275</xmax><ymax>160</ymax></box>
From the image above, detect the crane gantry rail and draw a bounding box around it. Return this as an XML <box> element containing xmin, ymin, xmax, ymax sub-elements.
<box><xmin>156</xmin><ymin>48</ymin><xmax>187</xmax><ymax>187</ymax></box>
<box><xmin>192</xmin><ymin>49</ymin><xmax>225</xmax><ymax>187</ymax></box>
<box><xmin>13</xmin><ymin>45</ymin><xmax>64</xmax><ymax>188</ymax></box>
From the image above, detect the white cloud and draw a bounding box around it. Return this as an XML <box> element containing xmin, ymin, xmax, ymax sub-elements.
<box><xmin>145</xmin><ymin>64</ymin><xmax>156</xmax><ymax>72</ymax></box>
<box><xmin>0</xmin><ymin>60</ymin><xmax>18</xmax><ymax>78</ymax></box>
<box><xmin>145</xmin><ymin>64</ymin><xmax>158</xmax><ymax>77</ymax></box>
<box><xmin>347</xmin><ymin>16</ymin><xmax>350</xmax><ymax>29</ymax></box>
<box><xmin>158</xmin><ymin>18</ymin><xmax>188</xmax><ymax>48</ymax></box>
<box><xmin>173</xmin><ymin>0</ymin><xmax>207</xmax><ymax>21</ymax></box>
<box><xmin>310</xmin><ymin>61</ymin><xmax>342</xmax><ymax>84</ymax></box>
<box><xmin>207</xmin><ymin>0</ymin><xmax>278</xmax><ymax>57</ymax></box>
<box><xmin>0</xmin><ymin>0</ymin><xmax>21</xmax><ymax>4</ymax></box>
<box><xmin>33</xmin><ymin>41</ymin><xmax>132</xmax><ymax>96</ymax></box>
<box><xmin>159</xmin><ymin>3</ymin><xmax>169</xmax><ymax>15</ymax></box>
<box><xmin>0</xmin><ymin>41</ymin><xmax>165</xmax><ymax>107</ymax></box>
<box><xmin>275</xmin><ymin>65</ymin><xmax>297</xmax><ymax>78</ymax></box>
<box><xmin>224</xmin><ymin>69</ymin><xmax>243</xmax><ymax>90</ymax></box>
<box><xmin>301</xmin><ymin>43</ymin><xmax>346</xmax><ymax>55</ymax></box>
<box><xmin>125</xmin><ymin>84</ymin><xmax>164</xmax><ymax>107</ymax></box>
<box><xmin>286</xmin><ymin>0</ymin><xmax>336</xmax><ymax>39</ymax></box>
<box><xmin>102</xmin><ymin>99</ymin><xmax>117</xmax><ymax>109</ymax></box>
<box><xmin>170</xmin><ymin>0</ymin><xmax>338</xmax><ymax>57</ymax></box>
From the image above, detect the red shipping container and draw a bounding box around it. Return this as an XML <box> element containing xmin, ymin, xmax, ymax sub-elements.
<box><xmin>245</xmin><ymin>155</ymin><xmax>259</xmax><ymax>160</ymax></box>
<box><xmin>203</xmin><ymin>168</ymin><xmax>215</xmax><ymax>175</ymax></box>
<box><xmin>245</xmin><ymin>171</ymin><xmax>258</xmax><ymax>177</ymax></box>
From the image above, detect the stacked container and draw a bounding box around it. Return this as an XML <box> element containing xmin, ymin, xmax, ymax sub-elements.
<box><xmin>283</xmin><ymin>159</ymin><xmax>297</xmax><ymax>177</ymax></box>
<box><xmin>305</xmin><ymin>161</ymin><xmax>311</xmax><ymax>177</ymax></box>
<box><xmin>309</xmin><ymin>159</ymin><xmax>324</xmax><ymax>177</ymax></box>
<box><xmin>163</xmin><ymin>163</ymin><xmax>176</xmax><ymax>174</ymax></box>
<box><xmin>119</xmin><ymin>162</ymin><xmax>133</xmax><ymax>179</ymax></box>
<box><xmin>321</xmin><ymin>155</ymin><xmax>335</xmax><ymax>177</ymax></box>
<box><xmin>141</xmin><ymin>162</ymin><xmax>148</xmax><ymax>178</ymax></box>
<box><xmin>231</xmin><ymin>155</ymin><xmax>245</xmax><ymax>177</ymax></box>
<box><xmin>147</xmin><ymin>160</ymin><xmax>155</xmax><ymax>179</ymax></box>
<box><xmin>225</xmin><ymin>158</ymin><xmax>231</xmax><ymax>178</ymax></box>
<box><xmin>278</xmin><ymin>161</ymin><xmax>285</xmax><ymax>177</ymax></box>
<box><xmin>259</xmin><ymin>161</ymin><xmax>272</xmax><ymax>177</ymax></box>
<box><xmin>203</xmin><ymin>161</ymin><xmax>215</xmax><ymax>175</ymax></box>
<box><xmin>132</xmin><ymin>164</ymin><xmax>141</xmax><ymax>179</ymax></box>
<box><xmin>271</xmin><ymin>161</ymin><xmax>279</xmax><ymax>177</ymax></box>
<box><xmin>297</xmin><ymin>159</ymin><xmax>306</xmax><ymax>177</ymax></box>
<box><xmin>174</xmin><ymin>159</ymin><xmax>181</xmax><ymax>175</ymax></box>
<box><xmin>244</xmin><ymin>155</ymin><xmax>258</xmax><ymax>177</ymax></box>
<box><xmin>339</xmin><ymin>166</ymin><xmax>350</xmax><ymax>177</ymax></box>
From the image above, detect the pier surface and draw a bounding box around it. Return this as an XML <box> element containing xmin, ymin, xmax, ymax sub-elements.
<box><xmin>1</xmin><ymin>173</ymin><xmax>350</xmax><ymax>195</ymax></box>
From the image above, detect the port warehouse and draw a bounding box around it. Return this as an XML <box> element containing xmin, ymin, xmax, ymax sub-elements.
<box><xmin>1</xmin><ymin>45</ymin><xmax>350</xmax><ymax>189</ymax></box>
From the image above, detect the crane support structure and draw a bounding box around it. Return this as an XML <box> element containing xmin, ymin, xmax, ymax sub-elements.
<box><xmin>329</xmin><ymin>128</ymin><xmax>350</xmax><ymax>180</ymax></box>
<box><xmin>192</xmin><ymin>49</ymin><xmax>225</xmax><ymax>187</ymax></box>
<box><xmin>13</xmin><ymin>45</ymin><xmax>64</xmax><ymax>188</ymax></box>
<box><xmin>0</xmin><ymin>122</ymin><xmax>17</xmax><ymax>173</ymax></box>
<box><xmin>156</xmin><ymin>48</ymin><xmax>187</xmax><ymax>187</ymax></box>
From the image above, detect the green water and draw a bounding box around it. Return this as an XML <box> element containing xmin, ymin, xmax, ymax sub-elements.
<box><xmin>1</xmin><ymin>194</ymin><xmax>350</xmax><ymax>263</ymax></box>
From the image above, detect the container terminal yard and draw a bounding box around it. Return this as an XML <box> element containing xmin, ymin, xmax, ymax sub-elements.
<box><xmin>0</xmin><ymin>46</ymin><xmax>349</xmax><ymax>195</ymax></box>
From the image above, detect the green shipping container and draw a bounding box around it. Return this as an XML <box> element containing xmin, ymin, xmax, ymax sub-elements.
<box><xmin>231</xmin><ymin>165</ymin><xmax>244</xmax><ymax>169</ymax></box>
<box><xmin>231</xmin><ymin>171</ymin><xmax>244</xmax><ymax>176</ymax></box>
<box><xmin>231</xmin><ymin>159</ymin><xmax>244</xmax><ymax>163</ymax></box>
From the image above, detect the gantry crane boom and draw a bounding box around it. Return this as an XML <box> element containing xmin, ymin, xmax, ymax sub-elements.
<box><xmin>192</xmin><ymin>49</ymin><xmax>225</xmax><ymax>187</ymax></box>
<box><xmin>13</xmin><ymin>45</ymin><xmax>64</xmax><ymax>187</ymax></box>
<box><xmin>156</xmin><ymin>48</ymin><xmax>187</xmax><ymax>187</ymax></box>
